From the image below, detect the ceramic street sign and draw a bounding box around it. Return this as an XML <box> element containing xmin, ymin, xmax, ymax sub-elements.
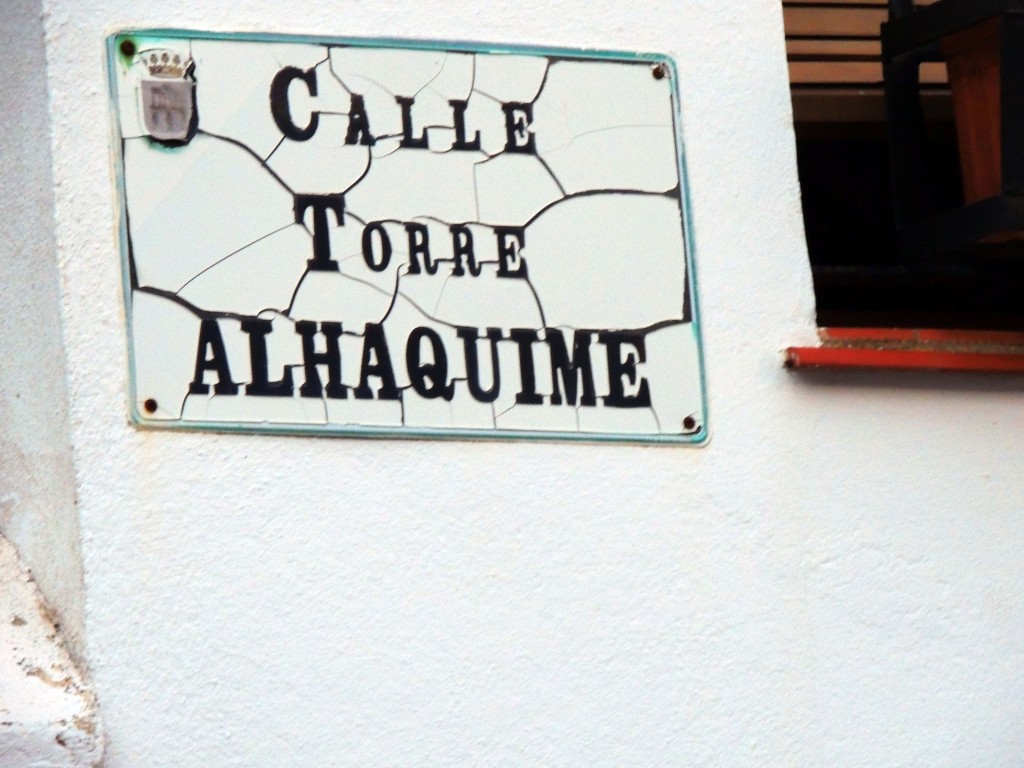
<box><xmin>108</xmin><ymin>31</ymin><xmax>707</xmax><ymax>444</ymax></box>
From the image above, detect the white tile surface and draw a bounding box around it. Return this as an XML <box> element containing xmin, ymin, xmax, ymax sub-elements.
<box><xmin>115</xmin><ymin>35</ymin><xmax>704</xmax><ymax>440</ymax></box>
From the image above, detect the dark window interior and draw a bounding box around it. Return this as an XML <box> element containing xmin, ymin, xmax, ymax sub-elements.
<box><xmin>785</xmin><ymin>0</ymin><xmax>1024</xmax><ymax>330</ymax></box>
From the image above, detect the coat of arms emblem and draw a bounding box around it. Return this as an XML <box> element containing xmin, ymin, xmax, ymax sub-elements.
<box><xmin>138</xmin><ymin>48</ymin><xmax>195</xmax><ymax>143</ymax></box>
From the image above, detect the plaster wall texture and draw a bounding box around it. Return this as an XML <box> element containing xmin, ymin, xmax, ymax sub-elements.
<box><xmin>0</xmin><ymin>0</ymin><xmax>86</xmax><ymax>662</ymax></box>
<box><xmin>0</xmin><ymin>536</ymin><xmax>100</xmax><ymax>768</ymax></box>
<box><xmin>36</xmin><ymin>0</ymin><xmax>1024</xmax><ymax>766</ymax></box>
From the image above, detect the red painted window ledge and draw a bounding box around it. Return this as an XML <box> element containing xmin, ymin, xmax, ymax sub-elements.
<box><xmin>785</xmin><ymin>328</ymin><xmax>1024</xmax><ymax>373</ymax></box>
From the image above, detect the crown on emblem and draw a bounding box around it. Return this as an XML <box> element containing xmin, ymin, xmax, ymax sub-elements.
<box><xmin>142</xmin><ymin>49</ymin><xmax>189</xmax><ymax>78</ymax></box>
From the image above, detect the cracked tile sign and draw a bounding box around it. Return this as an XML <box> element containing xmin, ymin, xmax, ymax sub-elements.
<box><xmin>108</xmin><ymin>31</ymin><xmax>707</xmax><ymax>443</ymax></box>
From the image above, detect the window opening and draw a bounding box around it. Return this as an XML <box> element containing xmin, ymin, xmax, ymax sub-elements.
<box><xmin>785</xmin><ymin>0</ymin><xmax>1024</xmax><ymax>331</ymax></box>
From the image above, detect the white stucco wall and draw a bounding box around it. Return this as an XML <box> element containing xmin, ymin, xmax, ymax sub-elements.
<box><xmin>31</xmin><ymin>0</ymin><xmax>1024</xmax><ymax>765</ymax></box>
<box><xmin>0</xmin><ymin>536</ymin><xmax>100</xmax><ymax>768</ymax></box>
<box><xmin>1</xmin><ymin>0</ymin><xmax>86</xmax><ymax>663</ymax></box>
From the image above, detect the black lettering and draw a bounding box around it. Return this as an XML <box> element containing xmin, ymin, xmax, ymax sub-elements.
<box><xmin>501</xmin><ymin>102</ymin><xmax>536</xmax><ymax>154</ymax></box>
<box><xmin>354</xmin><ymin>323</ymin><xmax>400</xmax><ymax>400</ymax></box>
<box><xmin>404</xmin><ymin>222</ymin><xmax>437</xmax><ymax>275</ymax></box>
<box><xmin>396</xmin><ymin>96</ymin><xmax>429</xmax><ymax>149</ymax></box>
<box><xmin>494</xmin><ymin>227</ymin><xmax>527</xmax><ymax>278</ymax></box>
<box><xmin>458</xmin><ymin>327</ymin><xmax>502</xmax><ymax>403</ymax></box>
<box><xmin>449</xmin><ymin>224</ymin><xmax>481</xmax><ymax>277</ymax></box>
<box><xmin>406</xmin><ymin>327</ymin><xmax>455</xmax><ymax>401</ymax></box>
<box><xmin>362</xmin><ymin>222</ymin><xmax>392</xmax><ymax>272</ymax></box>
<box><xmin>509</xmin><ymin>328</ymin><xmax>543</xmax><ymax>405</ymax></box>
<box><xmin>546</xmin><ymin>329</ymin><xmax>596</xmax><ymax>406</ymax></box>
<box><xmin>345</xmin><ymin>94</ymin><xmax>375</xmax><ymax>146</ymax></box>
<box><xmin>599</xmin><ymin>331</ymin><xmax>652</xmax><ymax>408</ymax></box>
<box><xmin>188</xmin><ymin>319</ymin><xmax>239</xmax><ymax>395</ymax></box>
<box><xmin>449</xmin><ymin>99</ymin><xmax>481</xmax><ymax>151</ymax></box>
<box><xmin>295</xmin><ymin>193</ymin><xmax>345</xmax><ymax>272</ymax></box>
<box><xmin>241</xmin><ymin>318</ymin><xmax>294</xmax><ymax>397</ymax></box>
<box><xmin>270</xmin><ymin>66</ymin><xmax>319</xmax><ymax>141</ymax></box>
<box><xmin>295</xmin><ymin>321</ymin><xmax>346</xmax><ymax>399</ymax></box>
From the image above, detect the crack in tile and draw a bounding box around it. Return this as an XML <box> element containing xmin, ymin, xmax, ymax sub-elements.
<box><xmin>175</xmin><ymin>222</ymin><xmax>299</xmax><ymax>294</ymax></box>
<box><xmin>119</xmin><ymin>39</ymin><xmax>702</xmax><ymax>438</ymax></box>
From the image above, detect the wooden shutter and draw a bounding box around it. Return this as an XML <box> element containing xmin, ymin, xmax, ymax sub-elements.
<box><xmin>784</xmin><ymin>0</ymin><xmax>949</xmax><ymax>121</ymax></box>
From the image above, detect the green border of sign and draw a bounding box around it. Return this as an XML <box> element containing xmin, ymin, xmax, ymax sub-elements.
<box><xmin>107</xmin><ymin>28</ymin><xmax>709</xmax><ymax>445</ymax></box>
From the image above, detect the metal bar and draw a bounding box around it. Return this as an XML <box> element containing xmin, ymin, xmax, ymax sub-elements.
<box><xmin>882</xmin><ymin>0</ymin><xmax>1024</xmax><ymax>56</ymax></box>
<box><xmin>884</xmin><ymin>49</ymin><xmax>931</xmax><ymax>228</ymax></box>
<box><xmin>1001</xmin><ymin>14</ymin><xmax>1024</xmax><ymax>193</ymax></box>
<box><xmin>901</xmin><ymin>195</ymin><xmax>1024</xmax><ymax>253</ymax></box>
<box><xmin>785</xmin><ymin>345</ymin><xmax>1024</xmax><ymax>370</ymax></box>
<box><xmin>889</xmin><ymin>0</ymin><xmax>915</xmax><ymax>19</ymax></box>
